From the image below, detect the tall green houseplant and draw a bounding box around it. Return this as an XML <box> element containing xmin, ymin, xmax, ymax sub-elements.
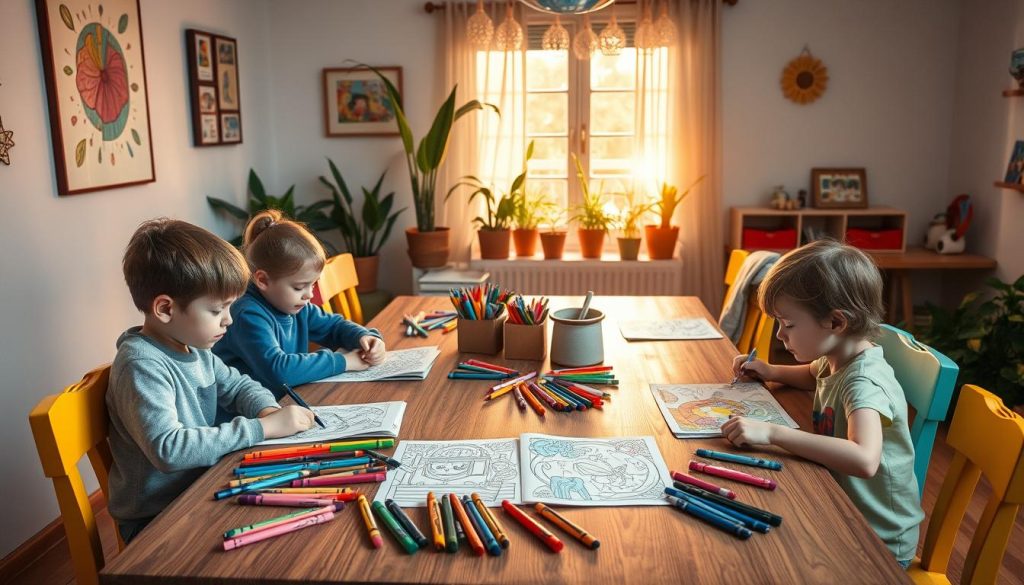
<box><xmin>319</xmin><ymin>158</ymin><xmax>405</xmax><ymax>257</ymax></box>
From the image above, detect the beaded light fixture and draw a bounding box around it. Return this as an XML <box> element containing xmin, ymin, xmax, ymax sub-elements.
<box><xmin>467</xmin><ymin>0</ymin><xmax>494</xmax><ymax>49</ymax></box>
<box><xmin>493</xmin><ymin>1</ymin><xmax>524</xmax><ymax>51</ymax></box>
<box><xmin>542</xmin><ymin>15</ymin><xmax>571</xmax><ymax>51</ymax></box>
<box><xmin>655</xmin><ymin>0</ymin><xmax>678</xmax><ymax>47</ymax></box>
<box><xmin>598</xmin><ymin>7</ymin><xmax>626</xmax><ymax>56</ymax></box>
<box><xmin>634</xmin><ymin>0</ymin><xmax>659</xmax><ymax>51</ymax></box>
<box><xmin>572</xmin><ymin>14</ymin><xmax>599</xmax><ymax>60</ymax></box>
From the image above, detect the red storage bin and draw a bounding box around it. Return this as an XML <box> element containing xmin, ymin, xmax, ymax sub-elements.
<box><xmin>846</xmin><ymin>228</ymin><xmax>903</xmax><ymax>250</ymax></box>
<box><xmin>742</xmin><ymin>227</ymin><xmax>797</xmax><ymax>249</ymax></box>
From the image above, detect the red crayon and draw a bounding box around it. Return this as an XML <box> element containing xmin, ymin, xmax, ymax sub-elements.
<box><xmin>291</xmin><ymin>471</ymin><xmax>386</xmax><ymax>487</ymax></box>
<box><xmin>689</xmin><ymin>461</ymin><xmax>777</xmax><ymax>491</ymax></box>
<box><xmin>501</xmin><ymin>500</ymin><xmax>563</xmax><ymax>553</ymax></box>
<box><xmin>237</xmin><ymin>493</ymin><xmax>358</xmax><ymax>507</ymax></box>
<box><xmin>670</xmin><ymin>470</ymin><xmax>737</xmax><ymax>499</ymax></box>
<box><xmin>466</xmin><ymin>359</ymin><xmax>518</xmax><ymax>375</ymax></box>
<box><xmin>238</xmin><ymin>451</ymin><xmax>366</xmax><ymax>467</ymax></box>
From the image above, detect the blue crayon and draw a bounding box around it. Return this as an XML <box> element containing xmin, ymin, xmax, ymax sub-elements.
<box><xmin>665</xmin><ymin>495</ymin><xmax>752</xmax><ymax>539</ymax></box>
<box><xmin>542</xmin><ymin>382</ymin><xmax>585</xmax><ymax>411</ymax></box>
<box><xmin>695</xmin><ymin>448</ymin><xmax>783</xmax><ymax>471</ymax></box>
<box><xmin>213</xmin><ymin>470</ymin><xmax>307</xmax><ymax>500</ymax></box>
<box><xmin>462</xmin><ymin>496</ymin><xmax>501</xmax><ymax>556</ymax></box>
<box><xmin>233</xmin><ymin>456</ymin><xmax>373</xmax><ymax>477</ymax></box>
<box><xmin>666</xmin><ymin>488</ymin><xmax>771</xmax><ymax>534</ymax></box>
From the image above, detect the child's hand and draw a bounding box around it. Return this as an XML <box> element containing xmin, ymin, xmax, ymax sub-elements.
<box><xmin>340</xmin><ymin>348</ymin><xmax>370</xmax><ymax>371</ymax></box>
<box><xmin>721</xmin><ymin>415</ymin><xmax>775</xmax><ymax>447</ymax></box>
<box><xmin>359</xmin><ymin>336</ymin><xmax>386</xmax><ymax>365</ymax></box>
<box><xmin>258</xmin><ymin>405</ymin><xmax>315</xmax><ymax>439</ymax></box>
<box><xmin>732</xmin><ymin>355</ymin><xmax>772</xmax><ymax>382</ymax></box>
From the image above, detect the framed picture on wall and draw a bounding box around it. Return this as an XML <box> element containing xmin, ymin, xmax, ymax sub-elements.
<box><xmin>322</xmin><ymin>66</ymin><xmax>401</xmax><ymax>137</ymax></box>
<box><xmin>36</xmin><ymin>0</ymin><xmax>156</xmax><ymax>195</ymax></box>
<box><xmin>186</xmin><ymin>29</ymin><xmax>242</xmax><ymax>146</ymax></box>
<box><xmin>811</xmin><ymin>168</ymin><xmax>868</xmax><ymax>209</ymax></box>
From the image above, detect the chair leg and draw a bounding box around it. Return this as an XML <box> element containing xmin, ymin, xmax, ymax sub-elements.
<box><xmin>920</xmin><ymin>453</ymin><xmax>981</xmax><ymax>574</ymax></box>
<box><xmin>962</xmin><ymin>500</ymin><xmax>1021</xmax><ymax>584</ymax></box>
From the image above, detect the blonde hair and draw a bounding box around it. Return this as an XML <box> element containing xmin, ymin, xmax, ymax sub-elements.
<box><xmin>758</xmin><ymin>239</ymin><xmax>884</xmax><ymax>339</ymax></box>
<box><xmin>242</xmin><ymin>210</ymin><xmax>326</xmax><ymax>278</ymax></box>
<box><xmin>123</xmin><ymin>218</ymin><xmax>249</xmax><ymax>312</ymax></box>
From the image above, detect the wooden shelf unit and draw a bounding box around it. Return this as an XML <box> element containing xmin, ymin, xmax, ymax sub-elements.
<box><xmin>1002</xmin><ymin>88</ymin><xmax>1024</xmax><ymax>97</ymax></box>
<box><xmin>994</xmin><ymin>181</ymin><xmax>1024</xmax><ymax>192</ymax></box>
<box><xmin>730</xmin><ymin>206</ymin><xmax>908</xmax><ymax>253</ymax></box>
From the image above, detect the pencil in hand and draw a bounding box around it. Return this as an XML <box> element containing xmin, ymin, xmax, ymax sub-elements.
<box><xmin>281</xmin><ymin>384</ymin><xmax>326</xmax><ymax>428</ymax></box>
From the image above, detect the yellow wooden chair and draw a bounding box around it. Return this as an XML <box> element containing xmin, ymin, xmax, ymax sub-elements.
<box><xmin>28</xmin><ymin>365</ymin><xmax>124</xmax><ymax>585</ymax></box>
<box><xmin>317</xmin><ymin>253</ymin><xmax>364</xmax><ymax>325</ymax></box>
<box><xmin>908</xmin><ymin>384</ymin><xmax>1024</xmax><ymax>585</ymax></box>
<box><xmin>723</xmin><ymin>249</ymin><xmax>775</xmax><ymax>359</ymax></box>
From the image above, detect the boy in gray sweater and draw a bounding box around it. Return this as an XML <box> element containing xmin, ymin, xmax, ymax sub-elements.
<box><xmin>107</xmin><ymin>219</ymin><xmax>315</xmax><ymax>543</ymax></box>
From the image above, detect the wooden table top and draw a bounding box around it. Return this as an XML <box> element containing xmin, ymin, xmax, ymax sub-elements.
<box><xmin>868</xmin><ymin>247</ymin><xmax>997</xmax><ymax>270</ymax></box>
<box><xmin>100</xmin><ymin>296</ymin><xmax>908</xmax><ymax>585</ymax></box>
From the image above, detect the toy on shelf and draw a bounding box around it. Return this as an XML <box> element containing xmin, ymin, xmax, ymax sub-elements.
<box><xmin>929</xmin><ymin>194</ymin><xmax>972</xmax><ymax>255</ymax></box>
<box><xmin>768</xmin><ymin>185</ymin><xmax>800</xmax><ymax>210</ymax></box>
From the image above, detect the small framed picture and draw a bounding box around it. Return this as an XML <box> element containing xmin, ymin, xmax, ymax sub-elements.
<box><xmin>221</xmin><ymin>113</ymin><xmax>242</xmax><ymax>143</ymax></box>
<box><xmin>323</xmin><ymin>66</ymin><xmax>401</xmax><ymax>137</ymax></box>
<box><xmin>194</xmin><ymin>33</ymin><xmax>214</xmax><ymax>81</ymax></box>
<box><xmin>198</xmin><ymin>86</ymin><xmax>217</xmax><ymax>114</ymax></box>
<box><xmin>811</xmin><ymin>168</ymin><xmax>868</xmax><ymax>209</ymax></box>
<box><xmin>1004</xmin><ymin>140</ymin><xmax>1024</xmax><ymax>184</ymax></box>
<box><xmin>215</xmin><ymin>37</ymin><xmax>239</xmax><ymax>111</ymax></box>
<box><xmin>186</xmin><ymin>29</ymin><xmax>242</xmax><ymax>146</ymax></box>
<box><xmin>200</xmin><ymin>114</ymin><xmax>219</xmax><ymax>144</ymax></box>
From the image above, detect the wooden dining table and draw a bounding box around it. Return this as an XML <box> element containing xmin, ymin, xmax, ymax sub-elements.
<box><xmin>100</xmin><ymin>296</ymin><xmax>909</xmax><ymax>584</ymax></box>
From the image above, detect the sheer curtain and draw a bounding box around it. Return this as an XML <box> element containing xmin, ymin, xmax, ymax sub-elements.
<box><xmin>439</xmin><ymin>2</ymin><xmax>527</xmax><ymax>264</ymax></box>
<box><xmin>635</xmin><ymin>0</ymin><xmax>723</xmax><ymax>311</ymax></box>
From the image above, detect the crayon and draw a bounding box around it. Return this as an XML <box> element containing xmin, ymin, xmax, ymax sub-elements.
<box><xmin>257</xmin><ymin>487</ymin><xmax>352</xmax><ymax>495</ymax></box>
<box><xmin>529</xmin><ymin>383</ymin><xmax>564</xmax><ymax>411</ymax></box>
<box><xmin>237</xmin><ymin>493</ymin><xmax>360</xmax><ymax>507</ymax></box>
<box><xmin>386</xmin><ymin>499</ymin><xmax>428</xmax><ymax>549</ymax></box>
<box><xmin>291</xmin><ymin>471</ymin><xmax>386</xmax><ymax>487</ymax></box>
<box><xmin>403</xmin><ymin>316</ymin><xmax>429</xmax><ymax>338</ymax></box>
<box><xmin>544</xmin><ymin>381</ymin><xmax>587</xmax><ymax>410</ymax></box>
<box><xmin>500</xmin><ymin>500</ymin><xmax>563</xmax><ymax>553</ymax></box>
<box><xmin>427</xmin><ymin>492</ymin><xmax>446</xmax><ymax>551</ymax></box>
<box><xmin>223</xmin><ymin>503</ymin><xmax>342</xmax><ymax>538</ymax></box>
<box><xmin>373</xmin><ymin>501</ymin><xmax>420</xmax><ymax>554</ymax></box>
<box><xmin>521</xmin><ymin>384</ymin><xmax>546</xmax><ymax>416</ymax></box>
<box><xmin>448</xmin><ymin>371</ymin><xmax>508</xmax><ymax>380</ymax></box>
<box><xmin>230</xmin><ymin>465</ymin><xmax>382</xmax><ymax>486</ymax></box>
<box><xmin>454</xmin><ymin>512</ymin><xmax>468</xmax><ymax>543</ymax></box>
<box><xmin>489</xmin><ymin>371</ymin><xmax>538</xmax><ymax>392</ymax></box>
<box><xmin>366</xmin><ymin>449</ymin><xmax>402</xmax><ymax>469</ymax></box>
<box><xmin>695</xmin><ymin>448</ymin><xmax>783</xmax><ymax>471</ymax></box>
<box><xmin>281</xmin><ymin>384</ymin><xmax>326</xmax><ymax>428</ymax></box>
<box><xmin>237</xmin><ymin>451</ymin><xmax>366</xmax><ymax>467</ymax></box>
<box><xmin>512</xmin><ymin>385</ymin><xmax>528</xmax><ymax>410</ymax></box>
<box><xmin>223</xmin><ymin>509</ymin><xmax>335</xmax><ymax>550</ymax></box>
<box><xmin>357</xmin><ymin>494</ymin><xmax>383</xmax><ymax>549</ymax></box>
<box><xmin>534</xmin><ymin>503</ymin><xmax>599</xmax><ymax>550</ymax></box>
<box><xmin>234</xmin><ymin>457</ymin><xmax>373</xmax><ymax>477</ymax></box>
<box><xmin>454</xmin><ymin>363</ymin><xmax>513</xmax><ymax>376</ymax></box>
<box><xmin>731</xmin><ymin>348</ymin><xmax>757</xmax><ymax>385</ymax></box>
<box><xmin>671</xmin><ymin>470</ymin><xmax>737</xmax><ymax>499</ymax></box>
<box><xmin>671</xmin><ymin>482</ymin><xmax>782</xmax><ymax>526</ymax></box>
<box><xmin>466</xmin><ymin>359</ymin><xmax>519</xmax><ymax>375</ymax></box>
<box><xmin>485</xmin><ymin>384</ymin><xmax>516</xmax><ymax>401</ymax></box>
<box><xmin>328</xmin><ymin>438</ymin><xmax>395</xmax><ymax>453</ymax></box>
<box><xmin>664</xmin><ymin>488</ymin><xmax>771</xmax><ymax>534</ymax></box>
<box><xmin>665</xmin><ymin>495</ymin><xmax>752</xmax><ymax>540</ymax></box>
<box><xmin>449</xmin><ymin>493</ymin><xmax>485</xmax><ymax>556</ymax></box>
<box><xmin>462</xmin><ymin>496</ymin><xmax>501</xmax><ymax>556</ymax></box>
<box><xmin>458</xmin><ymin>362</ymin><xmax>518</xmax><ymax>375</ymax></box>
<box><xmin>214</xmin><ymin>470</ymin><xmax>309</xmax><ymax>500</ymax></box>
<box><xmin>689</xmin><ymin>461</ymin><xmax>777</xmax><ymax>490</ymax></box>
<box><xmin>472</xmin><ymin>493</ymin><xmax>510</xmax><ymax>549</ymax></box>
<box><xmin>548</xmin><ymin>366</ymin><xmax>613</xmax><ymax>375</ymax></box>
<box><xmin>440</xmin><ymin>492</ymin><xmax>458</xmax><ymax>553</ymax></box>
<box><xmin>243</xmin><ymin>439</ymin><xmax>392</xmax><ymax>461</ymax></box>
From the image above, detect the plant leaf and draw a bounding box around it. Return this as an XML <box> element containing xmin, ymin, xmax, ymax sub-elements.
<box><xmin>206</xmin><ymin>196</ymin><xmax>250</xmax><ymax>221</ymax></box>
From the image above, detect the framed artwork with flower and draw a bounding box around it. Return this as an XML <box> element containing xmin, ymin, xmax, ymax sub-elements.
<box><xmin>186</xmin><ymin>29</ymin><xmax>242</xmax><ymax>146</ymax></box>
<box><xmin>36</xmin><ymin>0</ymin><xmax>155</xmax><ymax>195</ymax></box>
<box><xmin>322</xmin><ymin>67</ymin><xmax>401</xmax><ymax>137</ymax></box>
<box><xmin>811</xmin><ymin>168</ymin><xmax>868</xmax><ymax>209</ymax></box>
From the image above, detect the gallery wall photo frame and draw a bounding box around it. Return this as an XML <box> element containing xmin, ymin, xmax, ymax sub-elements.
<box><xmin>811</xmin><ymin>167</ymin><xmax>869</xmax><ymax>209</ymax></box>
<box><xmin>36</xmin><ymin>0</ymin><xmax>156</xmax><ymax>195</ymax></box>
<box><xmin>322</xmin><ymin>66</ymin><xmax>402</xmax><ymax>137</ymax></box>
<box><xmin>186</xmin><ymin>29</ymin><xmax>242</xmax><ymax>146</ymax></box>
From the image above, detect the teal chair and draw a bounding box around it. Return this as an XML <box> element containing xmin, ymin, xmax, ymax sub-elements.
<box><xmin>877</xmin><ymin>324</ymin><xmax>959</xmax><ymax>498</ymax></box>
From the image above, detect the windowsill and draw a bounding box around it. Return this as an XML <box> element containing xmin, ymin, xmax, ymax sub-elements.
<box><xmin>471</xmin><ymin>251</ymin><xmax>678</xmax><ymax>265</ymax></box>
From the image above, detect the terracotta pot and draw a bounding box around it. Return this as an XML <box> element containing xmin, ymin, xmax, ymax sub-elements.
<box><xmin>405</xmin><ymin>227</ymin><xmax>450</xmax><ymax>268</ymax></box>
<box><xmin>577</xmin><ymin>228</ymin><xmax>606</xmax><ymax>259</ymax></box>
<box><xmin>512</xmin><ymin>228</ymin><xmax>539</xmax><ymax>257</ymax></box>
<box><xmin>617</xmin><ymin>237</ymin><xmax>642</xmax><ymax>261</ymax></box>
<box><xmin>353</xmin><ymin>255</ymin><xmax>379</xmax><ymax>293</ymax></box>
<box><xmin>478</xmin><ymin>229</ymin><xmax>511</xmax><ymax>259</ymax></box>
<box><xmin>645</xmin><ymin>225</ymin><xmax>679</xmax><ymax>260</ymax></box>
<box><xmin>540</xmin><ymin>231</ymin><xmax>567</xmax><ymax>260</ymax></box>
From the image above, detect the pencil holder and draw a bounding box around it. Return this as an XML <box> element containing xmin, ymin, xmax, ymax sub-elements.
<box><xmin>504</xmin><ymin>322</ymin><xmax>548</xmax><ymax>361</ymax></box>
<box><xmin>550</xmin><ymin>308</ymin><xmax>604</xmax><ymax>367</ymax></box>
<box><xmin>457</xmin><ymin>314</ymin><xmax>507</xmax><ymax>355</ymax></box>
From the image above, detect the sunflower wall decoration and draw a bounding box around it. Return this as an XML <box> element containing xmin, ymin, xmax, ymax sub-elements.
<box><xmin>781</xmin><ymin>47</ymin><xmax>828</xmax><ymax>105</ymax></box>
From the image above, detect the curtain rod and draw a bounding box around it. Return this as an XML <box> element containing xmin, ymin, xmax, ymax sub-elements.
<box><xmin>424</xmin><ymin>1</ymin><xmax>738</xmax><ymax>13</ymax></box>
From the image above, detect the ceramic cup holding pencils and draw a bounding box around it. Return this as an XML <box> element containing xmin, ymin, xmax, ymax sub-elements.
<box><xmin>550</xmin><ymin>307</ymin><xmax>605</xmax><ymax>367</ymax></box>
<box><xmin>457</xmin><ymin>314</ymin><xmax>507</xmax><ymax>355</ymax></box>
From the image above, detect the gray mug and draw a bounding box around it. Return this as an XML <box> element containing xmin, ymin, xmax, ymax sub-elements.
<box><xmin>550</xmin><ymin>307</ymin><xmax>605</xmax><ymax>367</ymax></box>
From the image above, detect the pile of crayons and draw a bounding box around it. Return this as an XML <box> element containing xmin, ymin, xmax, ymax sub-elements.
<box><xmin>402</xmin><ymin>310</ymin><xmax>458</xmax><ymax>337</ymax></box>
<box><xmin>449</xmin><ymin>359</ymin><xmax>520</xmax><ymax>380</ymax></box>
<box><xmin>504</xmin><ymin>295</ymin><xmax>549</xmax><ymax>325</ymax></box>
<box><xmin>483</xmin><ymin>370</ymin><xmax>614</xmax><ymax>415</ymax></box>
<box><xmin>542</xmin><ymin>365</ymin><xmax>618</xmax><ymax>386</ymax></box>
<box><xmin>449</xmin><ymin>283</ymin><xmax>514</xmax><ymax>320</ymax></box>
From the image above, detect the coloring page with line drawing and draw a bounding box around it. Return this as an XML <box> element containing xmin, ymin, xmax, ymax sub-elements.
<box><xmin>312</xmin><ymin>346</ymin><xmax>441</xmax><ymax>383</ymax></box>
<box><xmin>650</xmin><ymin>383</ymin><xmax>799</xmax><ymax>438</ymax></box>
<box><xmin>519</xmin><ymin>434</ymin><xmax>672</xmax><ymax>506</ymax></box>
<box><xmin>255</xmin><ymin>401</ymin><xmax>406</xmax><ymax>446</ymax></box>
<box><xmin>374</xmin><ymin>439</ymin><xmax>521</xmax><ymax>507</ymax></box>
<box><xmin>619</xmin><ymin>318</ymin><xmax>724</xmax><ymax>340</ymax></box>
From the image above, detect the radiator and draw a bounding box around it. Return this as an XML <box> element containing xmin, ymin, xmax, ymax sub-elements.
<box><xmin>470</xmin><ymin>255</ymin><xmax>685</xmax><ymax>296</ymax></box>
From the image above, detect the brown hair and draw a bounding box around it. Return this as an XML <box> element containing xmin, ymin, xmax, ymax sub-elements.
<box><xmin>758</xmin><ymin>239</ymin><xmax>884</xmax><ymax>339</ymax></box>
<box><xmin>242</xmin><ymin>209</ymin><xmax>326</xmax><ymax>278</ymax></box>
<box><xmin>123</xmin><ymin>218</ymin><xmax>249</xmax><ymax>312</ymax></box>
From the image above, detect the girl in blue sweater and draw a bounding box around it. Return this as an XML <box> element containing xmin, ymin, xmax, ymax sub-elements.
<box><xmin>214</xmin><ymin>210</ymin><xmax>386</xmax><ymax>398</ymax></box>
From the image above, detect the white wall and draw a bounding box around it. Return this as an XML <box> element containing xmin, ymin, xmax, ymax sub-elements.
<box><xmin>0</xmin><ymin>0</ymin><xmax>273</xmax><ymax>559</ymax></box>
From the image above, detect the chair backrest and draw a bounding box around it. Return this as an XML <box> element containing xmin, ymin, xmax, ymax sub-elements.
<box><xmin>917</xmin><ymin>385</ymin><xmax>1024</xmax><ymax>584</ymax></box>
<box><xmin>723</xmin><ymin>249</ymin><xmax>776</xmax><ymax>360</ymax></box>
<box><xmin>317</xmin><ymin>253</ymin><xmax>363</xmax><ymax>325</ymax></box>
<box><xmin>28</xmin><ymin>365</ymin><xmax>123</xmax><ymax>585</ymax></box>
<box><xmin>877</xmin><ymin>324</ymin><xmax>958</xmax><ymax>498</ymax></box>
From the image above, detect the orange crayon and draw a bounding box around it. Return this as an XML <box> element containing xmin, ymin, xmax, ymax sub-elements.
<box><xmin>449</xmin><ymin>493</ymin><xmax>485</xmax><ymax>556</ymax></box>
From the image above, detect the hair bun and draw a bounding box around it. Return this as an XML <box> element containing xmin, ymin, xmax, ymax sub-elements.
<box><xmin>244</xmin><ymin>209</ymin><xmax>284</xmax><ymax>246</ymax></box>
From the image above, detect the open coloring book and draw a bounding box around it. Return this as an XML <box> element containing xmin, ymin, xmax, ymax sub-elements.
<box><xmin>374</xmin><ymin>434</ymin><xmax>672</xmax><ymax>508</ymax></box>
<box><xmin>311</xmin><ymin>346</ymin><xmax>440</xmax><ymax>383</ymax></box>
<box><xmin>255</xmin><ymin>401</ymin><xmax>406</xmax><ymax>446</ymax></box>
<box><xmin>618</xmin><ymin>318</ymin><xmax>724</xmax><ymax>340</ymax></box>
<box><xmin>650</xmin><ymin>383</ymin><xmax>798</xmax><ymax>438</ymax></box>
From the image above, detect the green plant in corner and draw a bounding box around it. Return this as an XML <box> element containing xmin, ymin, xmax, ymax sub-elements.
<box><xmin>917</xmin><ymin>276</ymin><xmax>1024</xmax><ymax>408</ymax></box>
<box><xmin>207</xmin><ymin>168</ymin><xmax>335</xmax><ymax>250</ymax></box>
<box><xmin>569</xmin><ymin>155</ymin><xmax>616</xmax><ymax>232</ymax></box>
<box><xmin>447</xmin><ymin>141</ymin><xmax>535</xmax><ymax>231</ymax></box>
<box><xmin>319</xmin><ymin>158</ymin><xmax>406</xmax><ymax>257</ymax></box>
<box><xmin>655</xmin><ymin>175</ymin><xmax>705</xmax><ymax>228</ymax></box>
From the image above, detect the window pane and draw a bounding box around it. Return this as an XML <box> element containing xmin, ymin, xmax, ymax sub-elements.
<box><xmin>527</xmin><ymin>179</ymin><xmax>568</xmax><ymax>218</ymax></box>
<box><xmin>590</xmin><ymin>92</ymin><xmax>634</xmax><ymax>134</ymax></box>
<box><xmin>591</xmin><ymin>49</ymin><xmax>636</xmax><ymax>91</ymax></box>
<box><xmin>590</xmin><ymin>136</ymin><xmax>633</xmax><ymax>178</ymax></box>
<box><xmin>527</xmin><ymin>93</ymin><xmax>567</xmax><ymax>135</ymax></box>
<box><xmin>526</xmin><ymin>51</ymin><xmax>568</xmax><ymax>91</ymax></box>
<box><xmin>527</xmin><ymin>137</ymin><xmax>567</xmax><ymax>177</ymax></box>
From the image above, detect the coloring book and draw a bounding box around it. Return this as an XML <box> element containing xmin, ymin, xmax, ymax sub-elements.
<box><xmin>649</xmin><ymin>383</ymin><xmax>798</xmax><ymax>438</ymax></box>
<box><xmin>255</xmin><ymin>401</ymin><xmax>406</xmax><ymax>446</ymax></box>
<box><xmin>311</xmin><ymin>346</ymin><xmax>440</xmax><ymax>383</ymax></box>
<box><xmin>618</xmin><ymin>318</ymin><xmax>724</xmax><ymax>340</ymax></box>
<box><xmin>374</xmin><ymin>434</ymin><xmax>672</xmax><ymax>508</ymax></box>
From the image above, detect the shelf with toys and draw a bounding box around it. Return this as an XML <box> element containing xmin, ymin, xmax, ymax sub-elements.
<box><xmin>729</xmin><ymin>206</ymin><xmax>907</xmax><ymax>253</ymax></box>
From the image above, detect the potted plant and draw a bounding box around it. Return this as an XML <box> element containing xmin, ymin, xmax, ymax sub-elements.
<box><xmin>512</xmin><ymin>191</ymin><xmax>557</xmax><ymax>258</ymax></box>
<box><xmin>207</xmin><ymin>169</ymin><xmax>335</xmax><ymax>251</ymax></box>
<box><xmin>570</xmin><ymin>156</ymin><xmax>616</xmax><ymax>259</ymax></box>
<box><xmin>538</xmin><ymin>205</ymin><xmax>567</xmax><ymax>260</ymax></box>
<box><xmin>319</xmin><ymin>158</ymin><xmax>406</xmax><ymax>293</ymax></box>
<box><xmin>615</xmin><ymin>189</ymin><xmax>655</xmax><ymax>261</ymax></box>
<box><xmin>646</xmin><ymin>176</ymin><xmax>705</xmax><ymax>260</ymax></box>
<box><xmin>363</xmin><ymin>64</ymin><xmax>497</xmax><ymax>268</ymax></box>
